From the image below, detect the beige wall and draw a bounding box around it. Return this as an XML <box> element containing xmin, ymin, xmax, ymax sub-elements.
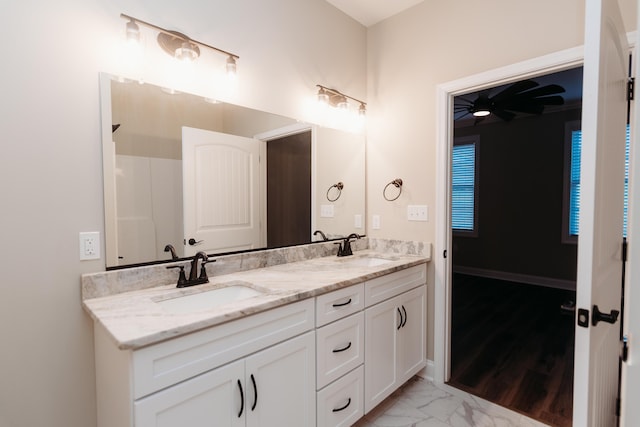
<box><xmin>0</xmin><ymin>1</ymin><xmax>365</xmax><ymax>426</ymax></box>
<box><xmin>365</xmin><ymin>0</ymin><xmax>638</xmax><ymax>360</ymax></box>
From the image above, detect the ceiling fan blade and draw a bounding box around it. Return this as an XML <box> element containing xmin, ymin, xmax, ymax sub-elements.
<box><xmin>516</xmin><ymin>84</ymin><xmax>566</xmax><ymax>98</ymax></box>
<box><xmin>503</xmin><ymin>102</ymin><xmax>545</xmax><ymax>115</ymax></box>
<box><xmin>455</xmin><ymin>111</ymin><xmax>472</xmax><ymax>121</ymax></box>
<box><xmin>490</xmin><ymin>80</ymin><xmax>539</xmax><ymax>103</ymax></box>
<box><xmin>534</xmin><ymin>95</ymin><xmax>565</xmax><ymax>105</ymax></box>
<box><xmin>491</xmin><ymin>109</ymin><xmax>516</xmax><ymax>121</ymax></box>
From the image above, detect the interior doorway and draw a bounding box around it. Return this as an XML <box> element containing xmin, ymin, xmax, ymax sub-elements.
<box><xmin>446</xmin><ymin>67</ymin><xmax>583</xmax><ymax>427</ymax></box>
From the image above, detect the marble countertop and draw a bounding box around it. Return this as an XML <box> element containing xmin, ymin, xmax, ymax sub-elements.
<box><xmin>83</xmin><ymin>250</ymin><xmax>428</xmax><ymax>350</ymax></box>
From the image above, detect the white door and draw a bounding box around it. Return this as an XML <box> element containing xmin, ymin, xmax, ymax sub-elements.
<box><xmin>244</xmin><ymin>332</ymin><xmax>316</xmax><ymax>427</ymax></box>
<box><xmin>182</xmin><ymin>127</ymin><xmax>263</xmax><ymax>257</ymax></box>
<box><xmin>574</xmin><ymin>0</ymin><xmax>628</xmax><ymax>425</ymax></box>
<box><xmin>134</xmin><ymin>359</ymin><xmax>245</xmax><ymax>427</ymax></box>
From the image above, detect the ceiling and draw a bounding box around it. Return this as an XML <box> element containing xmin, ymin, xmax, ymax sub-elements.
<box><xmin>325</xmin><ymin>0</ymin><xmax>425</xmax><ymax>27</ymax></box>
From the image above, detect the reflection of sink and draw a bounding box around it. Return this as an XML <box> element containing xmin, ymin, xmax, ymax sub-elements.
<box><xmin>345</xmin><ymin>257</ymin><xmax>393</xmax><ymax>267</ymax></box>
<box><xmin>157</xmin><ymin>285</ymin><xmax>265</xmax><ymax>314</ymax></box>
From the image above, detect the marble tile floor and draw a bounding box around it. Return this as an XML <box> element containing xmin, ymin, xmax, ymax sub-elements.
<box><xmin>354</xmin><ymin>376</ymin><xmax>551</xmax><ymax>427</ymax></box>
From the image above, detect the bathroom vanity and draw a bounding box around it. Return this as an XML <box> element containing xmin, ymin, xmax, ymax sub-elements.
<box><xmin>82</xmin><ymin>243</ymin><xmax>429</xmax><ymax>427</ymax></box>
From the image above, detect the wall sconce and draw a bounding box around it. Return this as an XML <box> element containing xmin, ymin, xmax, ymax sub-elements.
<box><xmin>120</xmin><ymin>13</ymin><xmax>239</xmax><ymax>77</ymax></box>
<box><xmin>383</xmin><ymin>178</ymin><xmax>403</xmax><ymax>201</ymax></box>
<box><xmin>316</xmin><ymin>85</ymin><xmax>366</xmax><ymax>116</ymax></box>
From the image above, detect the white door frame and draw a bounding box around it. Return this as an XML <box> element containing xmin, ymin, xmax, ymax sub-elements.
<box><xmin>433</xmin><ymin>46</ymin><xmax>586</xmax><ymax>384</ymax></box>
<box><xmin>434</xmin><ymin>32</ymin><xmax>637</xmax><ymax>385</ymax></box>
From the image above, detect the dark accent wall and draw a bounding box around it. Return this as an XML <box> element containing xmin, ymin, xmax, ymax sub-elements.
<box><xmin>453</xmin><ymin>108</ymin><xmax>581</xmax><ymax>283</ymax></box>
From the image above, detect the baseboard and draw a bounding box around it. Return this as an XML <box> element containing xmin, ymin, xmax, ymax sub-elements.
<box><xmin>453</xmin><ymin>266</ymin><xmax>576</xmax><ymax>291</ymax></box>
<box><xmin>416</xmin><ymin>359</ymin><xmax>435</xmax><ymax>381</ymax></box>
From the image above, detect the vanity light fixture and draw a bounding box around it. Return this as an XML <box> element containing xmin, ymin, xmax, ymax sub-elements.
<box><xmin>120</xmin><ymin>13</ymin><xmax>239</xmax><ymax>75</ymax></box>
<box><xmin>316</xmin><ymin>85</ymin><xmax>366</xmax><ymax>115</ymax></box>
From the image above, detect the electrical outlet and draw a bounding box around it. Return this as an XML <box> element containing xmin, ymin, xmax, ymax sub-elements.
<box><xmin>372</xmin><ymin>215</ymin><xmax>381</xmax><ymax>230</ymax></box>
<box><xmin>407</xmin><ymin>205</ymin><xmax>428</xmax><ymax>221</ymax></box>
<box><xmin>79</xmin><ymin>232</ymin><xmax>100</xmax><ymax>260</ymax></box>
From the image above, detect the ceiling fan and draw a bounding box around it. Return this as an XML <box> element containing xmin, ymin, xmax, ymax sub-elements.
<box><xmin>454</xmin><ymin>79</ymin><xmax>566</xmax><ymax>124</ymax></box>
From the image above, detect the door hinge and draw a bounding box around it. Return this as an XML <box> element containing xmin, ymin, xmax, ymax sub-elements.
<box><xmin>628</xmin><ymin>77</ymin><xmax>635</xmax><ymax>101</ymax></box>
<box><xmin>621</xmin><ymin>335</ymin><xmax>629</xmax><ymax>362</ymax></box>
<box><xmin>622</xmin><ymin>239</ymin><xmax>628</xmax><ymax>263</ymax></box>
<box><xmin>443</xmin><ymin>249</ymin><xmax>447</xmax><ymax>258</ymax></box>
<box><xmin>616</xmin><ymin>397</ymin><xmax>621</xmax><ymax>416</ymax></box>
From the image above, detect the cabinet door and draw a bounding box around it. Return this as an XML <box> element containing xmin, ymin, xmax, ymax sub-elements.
<box><xmin>134</xmin><ymin>359</ymin><xmax>245</xmax><ymax>427</ymax></box>
<box><xmin>364</xmin><ymin>296</ymin><xmax>399</xmax><ymax>414</ymax></box>
<box><xmin>245</xmin><ymin>331</ymin><xmax>316</xmax><ymax>427</ymax></box>
<box><xmin>397</xmin><ymin>285</ymin><xmax>426</xmax><ymax>384</ymax></box>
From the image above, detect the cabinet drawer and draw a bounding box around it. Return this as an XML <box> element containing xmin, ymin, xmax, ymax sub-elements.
<box><xmin>317</xmin><ymin>365</ymin><xmax>364</xmax><ymax>427</ymax></box>
<box><xmin>316</xmin><ymin>283</ymin><xmax>364</xmax><ymax>327</ymax></box>
<box><xmin>132</xmin><ymin>298</ymin><xmax>314</xmax><ymax>399</ymax></box>
<box><xmin>316</xmin><ymin>312</ymin><xmax>364</xmax><ymax>389</ymax></box>
<box><xmin>364</xmin><ymin>264</ymin><xmax>426</xmax><ymax>307</ymax></box>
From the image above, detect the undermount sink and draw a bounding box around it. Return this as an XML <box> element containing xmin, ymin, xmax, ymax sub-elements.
<box><xmin>157</xmin><ymin>284</ymin><xmax>266</xmax><ymax>314</ymax></box>
<box><xmin>344</xmin><ymin>256</ymin><xmax>393</xmax><ymax>267</ymax></box>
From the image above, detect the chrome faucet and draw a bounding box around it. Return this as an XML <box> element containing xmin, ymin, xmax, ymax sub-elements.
<box><xmin>166</xmin><ymin>250</ymin><xmax>214</xmax><ymax>288</ymax></box>
<box><xmin>313</xmin><ymin>230</ymin><xmax>329</xmax><ymax>241</ymax></box>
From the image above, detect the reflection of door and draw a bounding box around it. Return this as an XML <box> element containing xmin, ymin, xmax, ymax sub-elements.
<box><xmin>573</xmin><ymin>0</ymin><xmax>628</xmax><ymax>424</ymax></box>
<box><xmin>266</xmin><ymin>131</ymin><xmax>311</xmax><ymax>248</ymax></box>
<box><xmin>182</xmin><ymin>127</ymin><xmax>263</xmax><ymax>257</ymax></box>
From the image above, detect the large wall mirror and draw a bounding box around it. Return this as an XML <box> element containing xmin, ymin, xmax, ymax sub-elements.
<box><xmin>100</xmin><ymin>73</ymin><xmax>365</xmax><ymax>269</ymax></box>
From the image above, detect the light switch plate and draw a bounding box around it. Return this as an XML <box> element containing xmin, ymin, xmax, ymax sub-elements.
<box><xmin>79</xmin><ymin>231</ymin><xmax>100</xmax><ymax>260</ymax></box>
<box><xmin>354</xmin><ymin>214</ymin><xmax>362</xmax><ymax>228</ymax></box>
<box><xmin>407</xmin><ymin>205</ymin><xmax>428</xmax><ymax>221</ymax></box>
<box><xmin>320</xmin><ymin>204</ymin><xmax>335</xmax><ymax>218</ymax></box>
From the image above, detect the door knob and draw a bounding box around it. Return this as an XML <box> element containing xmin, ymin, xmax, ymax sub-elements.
<box><xmin>592</xmin><ymin>305</ymin><xmax>620</xmax><ymax>326</ymax></box>
<box><xmin>188</xmin><ymin>238</ymin><xmax>203</xmax><ymax>246</ymax></box>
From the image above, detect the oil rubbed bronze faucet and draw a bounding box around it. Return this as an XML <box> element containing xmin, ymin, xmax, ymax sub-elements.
<box><xmin>336</xmin><ymin>233</ymin><xmax>360</xmax><ymax>257</ymax></box>
<box><xmin>313</xmin><ymin>230</ymin><xmax>329</xmax><ymax>241</ymax></box>
<box><xmin>166</xmin><ymin>251</ymin><xmax>214</xmax><ymax>288</ymax></box>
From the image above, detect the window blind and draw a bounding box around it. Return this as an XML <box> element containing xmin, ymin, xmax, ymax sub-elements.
<box><xmin>452</xmin><ymin>143</ymin><xmax>476</xmax><ymax>231</ymax></box>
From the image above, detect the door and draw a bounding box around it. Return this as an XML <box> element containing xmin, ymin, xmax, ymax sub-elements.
<box><xmin>397</xmin><ymin>285</ymin><xmax>427</xmax><ymax>384</ymax></box>
<box><xmin>182</xmin><ymin>127</ymin><xmax>263</xmax><ymax>257</ymax></box>
<box><xmin>134</xmin><ymin>359</ymin><xmax>245</xmax><ymax>427</ymax></box>
<box><xmin>266</xmin><ymin>131</ymin><xmax>312</xmax><ymax>248</ymax></box>
<box><xmin>364</xmin><ymin>295</ymin><xmax>398</xmax><ymax>413</ymax></box>
<box><xmin>244</xmin><ymin>332</ymin><xmax>316</xmax><ymax>427</ymax></box>
<box><xmin>574</xmin><ymin>0</ymin><xmax>628</xmax><ymax>425</ymax></box>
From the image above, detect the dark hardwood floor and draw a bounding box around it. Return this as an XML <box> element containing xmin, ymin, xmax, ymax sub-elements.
<box><xmin>447</xmin><ymin>274</ymin><xmax>575</xmax><ymax>427</ymax></box>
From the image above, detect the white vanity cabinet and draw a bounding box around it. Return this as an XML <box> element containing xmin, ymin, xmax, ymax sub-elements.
<box><xmin>135</xmin><ymin>332</ymin><xmax>316</xmax><ymax>427</ymax></box>
<box><xmin>94</xmin><ymin>299</ymin><xmax>315</xmax><ymax>427</ymax></box>
<box><xmin>363</xmin><ymin>265</ymin><xmax>427</xmax><ymax>414</ymax></box>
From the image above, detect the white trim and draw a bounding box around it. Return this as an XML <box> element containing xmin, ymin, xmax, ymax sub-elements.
<box><xmin>453</xmin><ymin>266</ymin><xmax>576</xmax><ymax>291</ymax></box>
<box><xmin>435</xmin><ymin>45</ymin><xmax>586</xmax><ymax>385</ymax></box>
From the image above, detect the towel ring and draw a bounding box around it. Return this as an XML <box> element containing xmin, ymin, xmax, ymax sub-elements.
<box><xmin>383</xmin><ymin>178</ymin><xmax>403</xmax><ymax>201</ymax></box>
<box><xmin>327</xmin><ymin>182</ymin><xmax>344</xmax><ymax>202</ymax></box>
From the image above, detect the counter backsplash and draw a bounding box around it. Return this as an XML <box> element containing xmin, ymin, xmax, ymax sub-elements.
<box><xmin>81</xmin><ymin>238</ymin><xmax>431</xmax><ymax>300</ymax></box>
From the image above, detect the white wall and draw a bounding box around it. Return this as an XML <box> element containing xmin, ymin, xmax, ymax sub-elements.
<box><xmin>0</xmin><ymin>1</ymin><xmax>365</xmax><ymax>426</ymax></box>
<box><xmin>365</xmin><ymin>0</ymin><xmax>638</xmax><ymax>359</ymax></box>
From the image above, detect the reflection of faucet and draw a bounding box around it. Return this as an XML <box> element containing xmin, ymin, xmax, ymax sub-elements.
<box><xmin>166</xmin><ymin>251</ymin><xmax>214</xmax><ymax>288</ymax></box>
<box><xmin>313</xmin><ymin>230</ymin><xmax>328</xmax><ymax>241</ymax></box>
<box><xmin>336</xmin><ymin>233</ymin><xmax>361</xmax><ymax>257</ymax></box>
<box><xmin>164</xmin><ymin>244</ymin><xmax>179</xmax><ymax>260</ymax></box>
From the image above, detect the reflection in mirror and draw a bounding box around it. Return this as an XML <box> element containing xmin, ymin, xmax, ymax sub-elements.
<box><xmin>100</xmin><ymin>73</ymin><xmax>365</xmax><ymax>268</ymax></box>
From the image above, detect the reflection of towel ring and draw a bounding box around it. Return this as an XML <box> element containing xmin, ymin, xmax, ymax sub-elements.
<box><xmin>383</xmin><ymin>178</ymin><xmax>403</xmax><ymax>201</ymax></box>
<box><xmin>326</xmin><ymin>182</ymin><xmax>344</xmax><ymax>202</ymax></box>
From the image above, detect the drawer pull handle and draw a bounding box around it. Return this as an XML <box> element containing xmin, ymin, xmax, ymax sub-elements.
<box><xmin>250</xmin><ymin>374</ymin><xmax>258</xmax><ymax>411</ymax></box>
<box><xmin>401</xmin><ymin>305</ymin><xmax>408</xmax><ymax>328</ymax></box>
<box><xmin>397</xmin><ymin>307</ymin><xmax>403</xmax><ymax>330</ymax></box>
<box><xmin>332</xmin><ymin>298</ymin><xmax>352</xmax><ymax>308</ymax></box>
<box><xmin>237</xmin><ymin>379</ymin><xmax>244</xmax><ymax>417</ymax></box>
<box><xmin>332</xmin><ymin>342</ymin><xmax>352</xmax><ymax>353</ymax></box>
<box><xmin>332</xmin><ymin>397</ymin><xmax>352</xmax><ymax>412</ymax></box>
